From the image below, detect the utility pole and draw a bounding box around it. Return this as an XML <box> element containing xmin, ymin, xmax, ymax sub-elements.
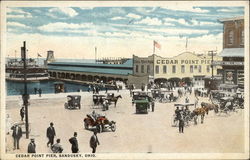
<box><xmin>95</xmin><ymin>47</ymin><xmax>97</xmax><ymax>63</ymax></box>
<box><xmin>22</xmin><ymin>41</ymin><xmax>29</xmax><ymax>139</ymax></box>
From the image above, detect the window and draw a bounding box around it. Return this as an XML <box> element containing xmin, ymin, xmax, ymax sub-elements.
<box><xmin>147</xmin><ymin>65</ymin><xmax>150</xmax><ymax>73</ymax></box>
<box><xmin>172</xmin><ymin>65</ymin><xmax>176</xmax><ymax>73</ymax></box>
<box><xmin>163</xmin><ymin>65</ymin><xmax>167</xmax><ymax>74</ymax></box>
<box><xmin>155</xmin><ymin>65</ymin><xmax>159</xmax><ymax>74</ymax></box>
<box><xmin>190</xmin><ymin>65</ymin><xmax>193</xmax><ymax>73</ymax></box>
<box><xmin>228</xmin><ymin>30</ymin><xmax>234</xmax><ymax>44</ymax></box>
<box><xmin>181</xmin><ymin>65</ymin><xmax>185</xmax><ymax>73</ymax></box>
<box><xmin>241</xmin><ymin>30</ymin><xmax>244</xmax><ymax>45</ymax></box>
<box><xmin>198</xmin><ymin>65</ymin><xmax>202</xmax><ymax>73</ymax></box>
<box><xmin>207</xmin><ymin>65</ymin><xmax>210</xmax><ymax>73</ymax></box>
<box><xmin>135</xmin><ymin>65</ymin><xmax>139</xmax><ymax>73</ymax></box>
<box><xmin>141</xmin><ymin>65</ymin><xmax>144</xmax><ymax>73</ymax></box>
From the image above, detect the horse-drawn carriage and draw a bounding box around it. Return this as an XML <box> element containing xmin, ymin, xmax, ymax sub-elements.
<box><xmin>93</xmin><ymin>94</ymin><xmax>106</xmax><ymax>106</ymax></box>
<box><xmin>83</xmin><ymin>112</ymin><xmax>116</xmax><ymax>133</ymax></box>
<box><xmin>210</xmin><ymin>90</ymin><xmax>236</xmax><ymax>105</ymax></box>
<box><xmin>64</xmin><ymin>95</ymin><xmax>81</xmax><ymax>109</ymax></box>
<box><xmin>171</xmin><ymin>103</ymin><xmax>194</xmax><ymax>127</ymax></box>
<box><xmin>151</xmin><ymin>89</ymin><xmax>176</xmax><ymax>103</ymax></box>
<box><xmin>217</xmin><ymin>97</ymin><xmax>237</xmax><ymax>115</ymax></box>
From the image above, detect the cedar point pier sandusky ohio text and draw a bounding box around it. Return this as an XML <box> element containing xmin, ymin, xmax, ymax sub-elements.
<box><xmin>1</xmin><ymin>2</ymin><xmax>249</xmax><ymax>160</ymax></box>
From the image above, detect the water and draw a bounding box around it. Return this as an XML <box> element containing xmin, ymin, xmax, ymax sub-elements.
<box><xmin>6</xmin><ymin>80</ymin><xmax>104</xmax><ymax>96</ymax></box>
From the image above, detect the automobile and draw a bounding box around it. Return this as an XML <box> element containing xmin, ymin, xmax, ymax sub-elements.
<box><xmin>210</xmin><ymin>90</ymin><xmax>236</xmax><ymax>104</ymax></box>
<box><xmin>132</xmin><ymin>91</ymin><xmax>152</xmax><ymax>104</ymax></box>
<box><xmin>134</xmin><ymin>99</ymin><xmax>150</xmax><ymax>114</ymax></box>
<box><xmin>64</xmin><ymin>95</ymin><xmax>81</xmax><ymax>109</ymax></box>
<box><xmin>83</xmin><ymin>113</ymin><xmax>116</xmax><ymax>133</ymax></box>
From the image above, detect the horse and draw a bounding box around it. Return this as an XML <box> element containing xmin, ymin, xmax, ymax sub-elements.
<box><xmin>191</xmin><ymin>107</ymin><xmax>206</xmax><ymax>124</ymax></box>
<box><xmin>201</xmin><ymin>102</ymin><xmax>219</xmax><ymax>115</ymax></box>
<box><xmin>108</xmin><ymin>95</ymin><xmax>122</xmax><ymax>107</ymax></box>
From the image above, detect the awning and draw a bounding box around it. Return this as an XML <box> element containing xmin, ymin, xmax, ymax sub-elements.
<box><xmin>219</xmin><ymin>48</ymin><xmax>244</xmax><ymax>57</ymax></box>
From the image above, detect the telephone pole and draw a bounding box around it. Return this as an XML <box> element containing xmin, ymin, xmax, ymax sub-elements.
<box><xmin>22</xmin><ymin>41</ymin><xmax>29</xmax><ymax>139</ymax></box>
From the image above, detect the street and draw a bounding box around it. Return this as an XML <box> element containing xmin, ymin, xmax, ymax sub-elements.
<box><xmin>6</xmin><ymin>89</ymin><xmax>245</xmax><ymax>153</ymax></box>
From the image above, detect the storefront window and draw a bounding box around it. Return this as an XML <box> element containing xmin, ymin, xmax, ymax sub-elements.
<box><xmin>172</xmin><ymin>65</ymin><xmax>176</xmax><ymax>73</ymax></box>
<box><xmin>207</xmin><ymin>65</ymin><xmax>210</xmax><ymax>73</ymax></box>
<box><xmin>141</xmin><ymin>65</ymin><xmax>144</xmax><ymax>73</ymax></box>
<box><xmin>190</xmin><ymin>65</ymin><xmax>193</xmax><ymax>73</ymax></box>
<box><xmin>163</xmin><ymin>65</ymin><xmax>167</xmax><ymax>74</ymax></box>
<box><xmin>181</xmin><ymin>65</ymin><xmax>185</xmax><ymax>73</ymax></box>
<box><xmin>198</xmin><ymin>65</ymin><xmax>202</xmax><ymax>73</ymax></box>
<box><xmin>155</xmin><ymin>65</ymin><xmax>159</xmax><ymax>74</ymax></box>
<box><xmin>228</xmin><ymin>30</ymin><xmax>234</xmax><ymax>44</ymax></box>
<box><xmin>240</xmin><ymin>30</ymin><xmax>244</xmax><ymax>45</ymax></box>
<box><xmin>147</xmin><ymin>65</ymin><xmax>150</xmax><ymax>73</ymax></box>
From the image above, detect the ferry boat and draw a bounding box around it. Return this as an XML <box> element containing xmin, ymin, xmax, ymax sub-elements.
<box><xmin>6</xmin><ymin>58</ymin><xmax>49</xmax><ymax>82</ymax></box>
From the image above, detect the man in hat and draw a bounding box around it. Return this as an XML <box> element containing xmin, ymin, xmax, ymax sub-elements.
<box><xmin>69</xmin><ymin>132</ymin><xmax>79</xmax><ymax>153</ymax></box>
<box><xmin>51</xmin><ymin>138</ymin><xmax>63</xmax><ymax>153</ymax></box>
<box><xmin>11</xmin><ymin>123</ymin><xmax>22</xmax><ymax>149</ymax></box>
<box><xmin>28</xmin><ymin>138</ymin><xmax>36</xmax><ymax>153</ymax></box>
<box><xmin>46</xmin><ymin>122</ymin><xmax>56</xmax><ymax>147</ymax></box>
<box><xmin>90</xmin><ymin>131</ymin><xmax>100</xmax><ymax>153</ymax></box>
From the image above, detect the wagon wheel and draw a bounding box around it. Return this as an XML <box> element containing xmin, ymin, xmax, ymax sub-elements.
<box><xmin>84</xmin><ymin>121</ymin><xmax>89</xmax><ymax>130</ymax></box>
<box><xmin>97</xmin><ymin>124</ymin><xmax>102</xmax><ymax>133</ymax></box>
<box><xmin>111</xmin><ymin>123</ymin><xmax>116</xmax><ymax>132</ymax></box>
<box><xmin>171</xmin><ymin>116</ymin><xmax>178</xmax><ymax>127</ymax></box>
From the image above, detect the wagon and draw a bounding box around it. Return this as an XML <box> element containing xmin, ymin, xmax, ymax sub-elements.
<box><xmin>93</xmin><ymin>94</ymin><xmax>106</xmax><ymax>106</ymax></box>
<box><xmin>64</xmin><ymin>95</ymin><xmax>81</xmax><ymax>109</ymax></box>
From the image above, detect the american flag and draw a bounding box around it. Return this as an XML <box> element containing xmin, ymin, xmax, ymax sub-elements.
<box><xmin>154</xmin><ymin>41</ymin><xmax>161</xmax><ymax>49</ymax></box>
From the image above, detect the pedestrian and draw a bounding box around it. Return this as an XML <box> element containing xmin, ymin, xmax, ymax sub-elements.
<box><xmin>34</xmin><ymin>87</ymin><xmax>37</xmax><ymax>95</ymax></box>
<box><xmin>20</xmin><ymin>107</ymin><xmax>25</xmax><ymax>121</ymax></box>
<box><xmin>46</xmin><ymin>122</ymin><xmax>56</xmax><ymax>147</ymax></box>
<box><xmin>11</xmin><ymin>123</ymin><xmax>22</xmax><ymax>150</ymax></box>
<box><xmin>69</xmin><ymin>132</ymin><xmax>79</xmax><ymax>153</ymax></box>
<box><xmin>151</xmin><ymin>99</ymin><xmax>155</xmax><ymax>112</ymax></box>
<box><xmin>105</xmin><ymin>87</ymin><xmax>108</xmax><ymax>93</ymax></box>
<box><xmin>38</xmin><ymin>88</ymin><xmax>42</xmax><ymax>97</ymax></box>
<box><xmin>90</xmin><ymin>131</ymin><xmax>100</xmax><ymax>153</ymax></box>
<box><xmin>51</xmin><ymin>138</ymin><xmax>63</xmax><ymax>153</ymax></box>
<box><xmin>88</xmin><ymin>85</ymin><xmax>91</xmax><ymax>92</ymax></box>
<box><xmin>179</xmin><ymin>114</ymin><xmax>184</xmax><ymax>133</ymax></box>
<box><xmin>27</xmin><ymin>138</ymin><xmax>36</xmax><ymax>153</ymax></box>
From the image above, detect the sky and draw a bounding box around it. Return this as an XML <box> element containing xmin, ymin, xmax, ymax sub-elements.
<box><xmin>5</xmin><ymin>5</ymin><xmax>244</xmax><ymax>59</ymax></box>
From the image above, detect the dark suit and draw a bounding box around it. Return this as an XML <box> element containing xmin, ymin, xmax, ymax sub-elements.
<box><xmin>20</xmin><ymin>108</ymin><xmax>25</xmax><ymax>121</ymax></box>
<box><xmin>46</xmin><ymin>127</ymin><xmax>56</xmax><ymax>146</ymax></box>
<box><xmin>179</xmin><ymin>119</ymin><xmax>184</xmax><ymax>133</ymax></box>
<box><xmin>90</xmin><ymin>134</ymin><xmax>99</xmax><ymax>153</ymax></box>
<box><xmin>27</xmin><ymin>142</ymin><xmax>36</xmax><ymax>153</ymax></box>
<box><xmin>11</xmin><ymin>125</ymin><xmax>22</xmax><ymax>149</ymax></box>
<box><xmin>69</xmin><ymin>137</ymin><xmax>78</xmax><ymax>153</ymax></box>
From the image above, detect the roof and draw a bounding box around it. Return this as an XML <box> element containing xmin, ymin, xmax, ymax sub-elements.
<box><xmin>219</xmin><ymin>48</ymin><xmax>244</xmax><ymax>57</ymax></box>
<box><xmin>48</xmin><ymin>59</ymin><xmax>133</xmax><ymax>75</ymax></box>
<box><xmin>218</xmin><ymin>16</ymin><xmax>244</xmax><ymax>22</ymax></box>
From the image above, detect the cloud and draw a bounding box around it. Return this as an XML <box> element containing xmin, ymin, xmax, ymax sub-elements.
<box><xmin>79</xmin><ymin>7</ymin><xmax>94</xmax><ymax>10</ymax></box>
<box><xmin>161</xmin><ymin>6</ymin><xmax>209</xmax><ymax>13</ymax></box>
<box><xmin>144</xmin><ymin>27</ymin><xmax>209</xmax><ymax>35</ymax></box>
<box><xmin>126</xmin><ymin>13</ymin><xmax>141</xmax><ymax>19</ymax></box>
<box><xmin>164</xmin><ymin>17</ymin><xmax>188</xmax><ymax>25</ymax></box>
<box><xmin>7</xmin><ymin>8</ymin><xmax>32</xmax><ymax>18</ymax></box>
<box><xmin>38</xmin><ymin>22</ymin><xmax>93</xmax><ymax>32</ymax></box>
<box><xmin>48</xmin><ymin>7</ymin><xmax>78</xmax><ymax>18</ymax></box>
<box><xmin>7</xmin><ymin>22</ymin><xmax>30</xmax><ymax>28</ymax></box>
<box><xmin>200</xmin><ymin>21</ymin><xmax>220</xmax><ymax>26</ymax></box>
<box><xmin>135</xmin><ymin>17</ymin><xmax>162</xmax><ymax>25</ymax></box>
<box><xmin>111</xmin><ymin>16</ymin><xmax>126</xmax><ymax>20</ymax></box>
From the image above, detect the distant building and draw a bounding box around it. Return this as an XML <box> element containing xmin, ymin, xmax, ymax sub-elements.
<box><xmin>133</xmin><ymin>52</ymin><xmax>221</xmax><ymax>87</ymax></box>
<box><xmin>217</xmin><ymin>16</ymin><xmax>244</xmax><ymax>88</ymax></box>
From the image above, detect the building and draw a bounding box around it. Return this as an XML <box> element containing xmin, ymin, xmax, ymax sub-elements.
<box><xmin>133</xmin><ymin>52</ymin><xmax>221</xmax><ymax>87</ymax></box>
<box><xmin>217</xmin><ymin>16</ymin><xmax>244</xmax><ymax>88</ymax></box>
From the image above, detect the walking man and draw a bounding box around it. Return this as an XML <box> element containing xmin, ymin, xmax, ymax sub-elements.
<box><xmin>179</xmin><ymin>114</ymin><xmax>184</xmax><ymax>133</ymax></box>
<box><xmin>69</xmin><ymin>132</ymin><xmax>79</xmax><ymax>153</ymax></box>
<box><xmin>90</xmin><ymin>131</ymin><xmax>100</xmax><ymax>153</ymax></box>
<box><xmin>151</xmin><ymin>98</ymin><xmax>155</xmax><ymax>112</ymax></box>
<box><xmin>51</xmin><ymin>138</ymin><xmax>63</xmax><ymax>153</ymax></box>
<box><xmin>46</xmin><ymin>122</ymin><xmax>56</xmax><ymax>147</ymax></box>
<box><xmin>11</xmin><ymin>123</ymin><xmax>22</xmax><ymax>150</ymax></box>
<box><xmin>28</xmin><ymin>138</ymin><xmax>36</xmax><ymax>153</ymax></box>
<box><xmin>20</xmin><ymin>107</ymin><xmax>25</xmax><ymax>121</ymax></box>
<box><xmin>38</xmin><ymin>88</ymin><xmax>42</xmax><ymax>97</ymax></box>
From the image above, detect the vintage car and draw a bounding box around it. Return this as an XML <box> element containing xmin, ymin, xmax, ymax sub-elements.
<box><xmin>210</xmin><ymin>90</ymin><xmax>236</xmax><ymax>104</ymax></box>
<box><xmin>132</xmin><ymin>91</ymin><xmax>152</xmax><ymax>104</ymax></box>
<box><xmin>134</xmin><ymin>98</ymin><xmax>150</xmax><ymax>114</ymax></box>
<box><xmin>83</xmin><ymin>113</ymin><xmax>116</xmax><ymax>133</ymax></box>
<box><xmin>64</xmin><ymin>95</ymin><xmax>81</xmax><ymax>109</ymax></box>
